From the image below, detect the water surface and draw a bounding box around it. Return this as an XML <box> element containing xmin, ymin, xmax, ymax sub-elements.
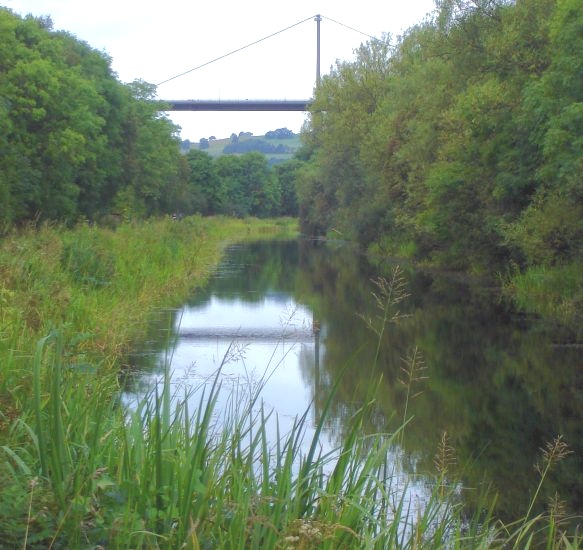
<box><xmin>123</xmin><ymin>239</ymin><xmax>583</xmax><ymax>522</ymax></box>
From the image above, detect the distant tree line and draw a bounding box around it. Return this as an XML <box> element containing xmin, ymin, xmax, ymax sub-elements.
<box><xmin>265</xmin><ymin>128</ymin><xmax>295</xmax><ymax>139</ymax></box>
<box><xmin>223</xmin><ymin>140</ymin><xmax>291</xmax><ymax>155</ymax></box>
<box><xmin>297</xmin><ymin>0</ymin><xmax>582</xmax><ymax>276</ymax></box>
<box><xmin>185</xmin><ymin>150</ymin><xmax>299</xmax><ymax>217</ymax></box>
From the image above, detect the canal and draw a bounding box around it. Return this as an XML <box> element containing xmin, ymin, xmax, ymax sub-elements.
<box><xmin>123</xmin><ymin>238</ymin><xmax>583</xmax><ymax>523</ymax></box>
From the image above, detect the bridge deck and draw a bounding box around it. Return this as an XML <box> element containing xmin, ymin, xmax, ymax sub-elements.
<box><xmin>162</xmin><ymin>99</ymin><xmax>313</xmax><ymax>112</ymax></box>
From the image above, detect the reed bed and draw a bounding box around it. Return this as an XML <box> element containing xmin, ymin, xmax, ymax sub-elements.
<box><xmin>3</xmin><ymin>330</ymin><xmax>482</xmax><ymax>548</ymax></box>
<box><xmin>0</xmin><ymin>217</ymin><xmax>580</xmax><ymax>548</ymax></box>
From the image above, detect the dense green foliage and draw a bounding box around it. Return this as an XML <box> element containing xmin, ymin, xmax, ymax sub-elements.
<box><xmin>0</xmin><ymin>8</ymin><xmax>189</xmax><ymax>223</ymax></box>
<box><xmin>186</xmin><ymin>150</ymin><xmax>299</xmax><ymax>217</ymax></box>
<box><xmin>0</xmin><ymin>9</ymin><xmax>297</xmax><ymax>225</ymax></box>
<box><xmin>297</xmin><ymin>0</ymin><xmax>582</xmax><ymax>319</ymax></box>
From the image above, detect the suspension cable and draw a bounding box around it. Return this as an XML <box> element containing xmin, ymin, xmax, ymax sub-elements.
<box><xmin>157</xmin><ymin>14</ymin><xmax>391</xmax><ymax>87</ymax></box>
<box><xmin>156</xmin><ymin>15</ymin><xmax>317</xmax><ymax>86</ymax></box>
<box><xmin>321</xmin><ymin>15</ymin><xmax>383</xmax><ymax>43</ymax></box>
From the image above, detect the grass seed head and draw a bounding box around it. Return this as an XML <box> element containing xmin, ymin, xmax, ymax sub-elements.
<box><xmin>536</xmin><ymin>435</ymin><xmax>572</xmax><ymax>475</ymax></box>
<box><xmin>434</xmin><ymin>431</ymin><xmax>456</xmax><ymax>479</ymax></box>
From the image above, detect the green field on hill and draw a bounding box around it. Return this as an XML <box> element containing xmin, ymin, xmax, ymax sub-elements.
<box><xmin>187</xmin><ymin>133</ymin><xmax>302</xmax><ymax>163</ymax></box>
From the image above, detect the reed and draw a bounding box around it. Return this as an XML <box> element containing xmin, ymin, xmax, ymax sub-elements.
<box><xmin>4</xmin><ymin>324</ymin><xmax>582</xmax><ymax>548</ymax></box>
<box><xmin>359</xmin><ymin>267</ymin><xmax>410</xmax><ymax>368</ymax></box>
<box><xmin>1</xmin><ymin>217</ymin><xmax>581</xmax><ymax>547</ymax></box>
<box><xmin>398</xmin><ymin>346</ymin><xmax>427</xmax><ymax>432</ymax></box>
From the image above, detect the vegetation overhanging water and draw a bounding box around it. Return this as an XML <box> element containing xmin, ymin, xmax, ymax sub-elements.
<box><xmin>1</xmin><ymin>218</ymin><xmax>581</xmax><ymax>548</ymax></box>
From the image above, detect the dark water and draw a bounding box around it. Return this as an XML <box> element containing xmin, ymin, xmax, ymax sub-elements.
<box><xmin>123</xmin><ymin>239</ymin><xmax>583</xmax><ymax>522</ymax></box>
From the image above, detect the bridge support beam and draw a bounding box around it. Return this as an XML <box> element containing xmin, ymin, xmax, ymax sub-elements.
<box><xmin>315</xmin><ymin>14</ymin><xmax>321</xmax><ymax>87</ymax></box>
<box><xmin>161</xmin><ymin>99</ymin><xmax>312</xmax><ymax>112</ymax></box>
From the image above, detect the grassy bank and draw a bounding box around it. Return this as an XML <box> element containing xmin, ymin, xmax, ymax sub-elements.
<box><xmin>504</xmin><ymin>262</ymin><xmax>583</xmax><ymax>329</ymax></box>
<box><xmin>0</xmin><ymin>217</ymin><xmax>580</xmax><ymax>548</ymax></box>
<box><xmin>0</xmin><ymin>216</ymin><xmax>296</xmax><ymax>418</ymax></box>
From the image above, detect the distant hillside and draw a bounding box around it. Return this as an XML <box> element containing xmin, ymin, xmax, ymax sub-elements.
<box><xmin>182</xmin><ymin>129</ymin><xmax>301</xmax><ymax>165</ymax></box>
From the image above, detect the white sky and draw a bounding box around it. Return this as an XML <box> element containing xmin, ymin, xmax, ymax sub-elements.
<box><xmin>5</xmin><ymin>0</ymin><xmax>435</xmax><ymax>141</ymax></box>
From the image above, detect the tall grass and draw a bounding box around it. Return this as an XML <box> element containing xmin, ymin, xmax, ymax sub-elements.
<box><xmin>0</xmin><ymin>216</ymin><xmax>296</xmax><ymax>389</ymax></box>
<box><xmin>10</xmin><ymin>323</ymin><xmax>578</xmax><ymax>548</ymax></box>
<box><xmin>0</xmin><ymin>217</ymin><xmax>580</xmax><ymax>547</ymax></box>
<box><xmin>505</xmin><ymin>261</ymin><xmax>583</xmax><ymax>326</ymax></box>
<box><xmin>1</xmin><ymin>328</ymin><xmax>471</xmax><ymax>548</ymax></box>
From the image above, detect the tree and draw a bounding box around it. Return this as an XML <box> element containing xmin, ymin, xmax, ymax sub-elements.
<box><xmin>274</xmin><ymin>159</ymin><xmax>302</xmax><ymax>216</ymax></box>
<box><xmin>299</xmin><ymin>36</ymin><xmax>392</xmax><ymax>241</ymax></box>
<box><xmin>505</xmin><ymin>0</ymin><xmax>583</xmax><ymax>267</ymax></box>
<box><xmin>112</xmin><ymin>79</ymin><xmax>184</xmax><ymax>218</ymax></box>
<box><xmin>0</xmin><ymin>8</ymin><xmax>187</xmax><ymax>224</ymax></box>
<box><xmin>240</xmin><ymin>153</ymin><xmax>280</xmax><ymax>217</ymax></box>
<box><xmin>213</xmin><ymin>153</ymin><xmax>279</xmax><ymax>217</ymax></box>
<box><xmin>0</xmin><ymin>11</ymin><xmax>109</xmax><ymax>221</ymax></box>
<box><xmin>265</xmin><ymin>127</ymin><xmax>295</xmax><ymax>139</ymax></box>
<box><xmin>298</xmin><ymin>0</ymin><xmax>576</xmax><ymax>275</ymax></box>
<box><xmin>186</xmin><ymin>150</ymin><xmax>222</xmax><ymax>214</ymax></box>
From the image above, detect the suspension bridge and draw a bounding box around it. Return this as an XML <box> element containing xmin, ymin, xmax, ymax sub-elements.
<box><xmin>158</xmin><ymin>14</ymin><xmax>377</xmax><ymax>112</ymax></box>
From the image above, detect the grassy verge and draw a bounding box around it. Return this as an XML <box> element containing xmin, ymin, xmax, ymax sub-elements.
<box><xmin>505</xmin><ymin>261</ymin><xmax>583</xmax><ymax>328</ymax></box>
<box><xmin>0</xmin><ymin>215</ymin><xmax>296</xmax><ymax>417</ymax></box>
<box><xmin>0</xmin><ymin>217</ymin><xmax>580</xmax><ymax>548</ymax></box>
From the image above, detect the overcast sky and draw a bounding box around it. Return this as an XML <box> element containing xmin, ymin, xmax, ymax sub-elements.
<box><xmin>6</xmin><ymin>0</ymin><xmax>435</xmax><ymax>140</ymax></box>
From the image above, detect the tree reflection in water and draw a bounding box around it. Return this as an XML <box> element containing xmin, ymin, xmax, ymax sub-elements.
<box><xmin>123</xmin><ymin>239</ymin><xmax>583</xmax><ymax>524</ymax></box>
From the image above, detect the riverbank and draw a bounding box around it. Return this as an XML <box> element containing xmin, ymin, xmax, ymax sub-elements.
<box><xmin>0</xmin><ymin>215</ymin><xmax>297</xmax><ymax>417</ymax></box>
<box><xmin>0</xmin><ymin>216</ymin><xmax>297</xmax><ymax>545</ymax></box>
<box><xmin>0</xmin><ymin>217</ymin><xmax>579</xmax><ymax>547</ymax></box>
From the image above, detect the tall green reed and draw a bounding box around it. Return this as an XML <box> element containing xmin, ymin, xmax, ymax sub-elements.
<box><xmin>360</xmin><ymin>266</ymin><xmax>410</xmax><ymax>369</ymax></box>
<box><xmin>7</xmin><ymin>320</ymin><xmax>581</xmax><ymax>548</ymax></box>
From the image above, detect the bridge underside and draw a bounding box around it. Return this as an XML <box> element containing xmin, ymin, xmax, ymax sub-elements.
<box><xmin>161</xmin><ymin>99</ymin><xmax>313</xmax><ymax>112</ymax></box>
